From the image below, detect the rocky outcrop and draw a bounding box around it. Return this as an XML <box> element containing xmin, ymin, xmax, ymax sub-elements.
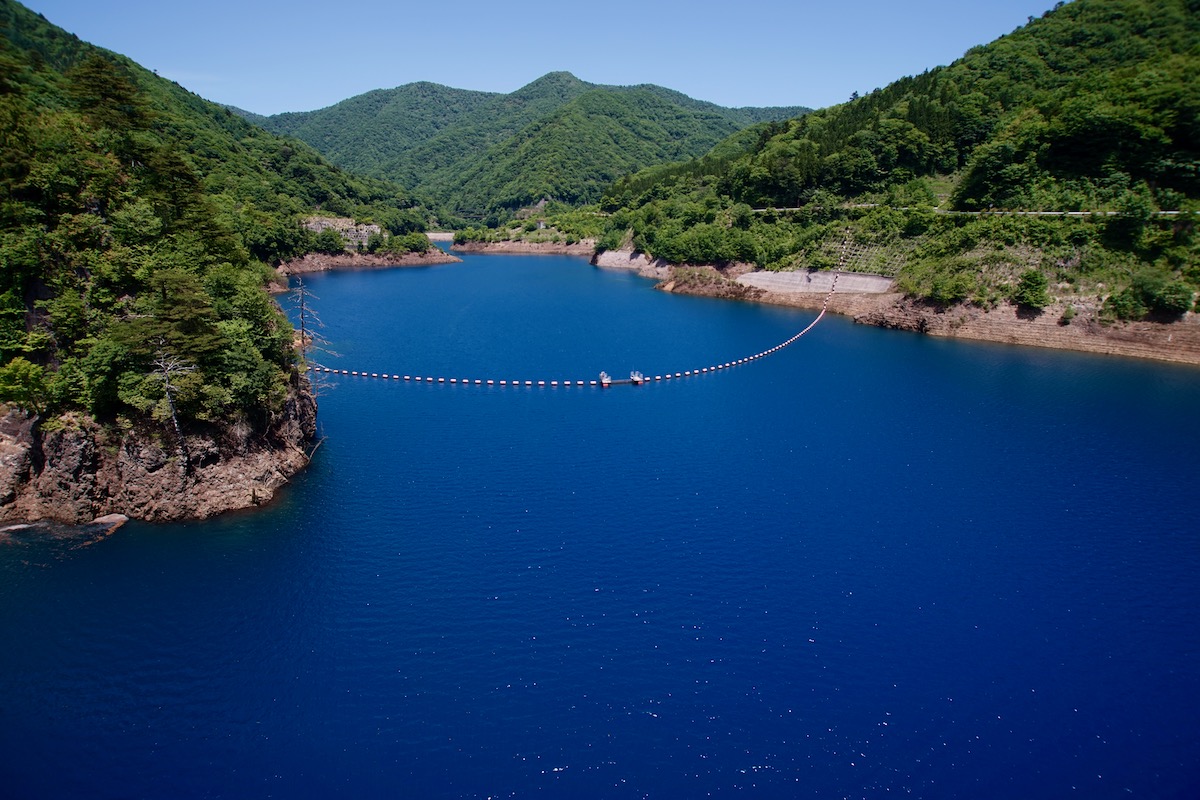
<box><xmin>0</xmin><ymin>378</ymin><xmax>318</xmax><ymax>525</ymax></box>
<box><xmin>274</xmin><ymin>250</ymin><xmax>461</xmax><ymax>283</ymax></box>
<box><xmin>656</xmin><ymin>265</ymin><xmax>766</xmax><ymax>302</ymax></box>
<box><xmin>302</xmin><ymin>215</ymin><xmax>382</xmax><ymax>250</ymax></box>
<box><xmin>590</xmin><ymin>249</ymin><xmax>671</xmax><ymax>280</ymax></box>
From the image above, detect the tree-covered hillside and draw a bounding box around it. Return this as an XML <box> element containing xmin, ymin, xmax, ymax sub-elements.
<box><xmin>248</xmin><ymin>71</ymin><xmax>808</xmax><ymax>216</ymax></box>
<box><xmin>592</xmin><ymin>0</ymin><xmax>1200</xmax><ymax>320</ymax></box>
<box><xmin>441</xmin><ymin>88</ymin><xmax>779</xmax><ymax>212</ymax></box>
<box><xmin>261</xmin><ymin>80</ymin><xmax>500</xmax><ymax>190</ymax></box>
<box><xmin>708</xmin><ymin>0</ymin><xmax>1199</xmax><ymax>212</ymax></box>
<box><xmin>0</xmin><ymin>0</ymin><xmax>419</xmax><ymax>430</ymax></box>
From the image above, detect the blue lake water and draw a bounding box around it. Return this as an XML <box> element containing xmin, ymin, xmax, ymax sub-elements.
<box><xmin>2</xmin><ymin>253</ymin><xmax>1199</xmax><ymax>798</ymax></box>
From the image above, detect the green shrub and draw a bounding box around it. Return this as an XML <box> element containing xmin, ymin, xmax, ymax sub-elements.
<box><xmin>1013</xmin><ymin>269</ymin><xmax>1051</xmax><ymax>309</ymax></box>
<box><xmin>1105</xmin><ymin>287</ymin><xmax>1148</xmax><ymax>320</ymax></box>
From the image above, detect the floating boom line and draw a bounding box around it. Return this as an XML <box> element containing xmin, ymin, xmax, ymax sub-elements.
<box><xmin>308</xmin><ymin>276</ymin><xmax>838</xmax><ymax>389</ymax></box>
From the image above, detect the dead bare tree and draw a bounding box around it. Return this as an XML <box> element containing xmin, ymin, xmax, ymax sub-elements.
<box><xmin>287</xmin><ymin>277</ymin><xmax>338</xmax><ymax>394</ymax></box>
<box><xmin>152</xmin><ymin>343</ymin><xmax>195</xmax><ymax>474</ymax></box>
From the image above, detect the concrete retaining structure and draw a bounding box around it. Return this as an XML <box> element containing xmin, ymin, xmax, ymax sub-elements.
<box><xmin>738</xmin><ymin>270</ymin><xmax>893</xmax><ymax>294</ymax></box>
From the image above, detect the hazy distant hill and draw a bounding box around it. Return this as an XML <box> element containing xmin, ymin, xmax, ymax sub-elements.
<box><xmin>246</xmin><ymin>71</ymin><xmax>808</xmax><ymax>214</ymax></box>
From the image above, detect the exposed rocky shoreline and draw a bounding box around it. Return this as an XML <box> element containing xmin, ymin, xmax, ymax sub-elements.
<box><xmin>451</xmin><ymin>239</ymin><xmax>596</xmax><ymax>256</ymax></box>
<box><xmin>0</xmin><ymin>378</ymin><xmax>317</xmax><ymax>525</ymax></box>
<box><xmin>273</xmin><ymin>249</ymin><xmax>461</xmax><ymax>287</ymax></box>
<box><xmin>855</xmin><ymin>296</ymin><xmax>1200</xmax><ymax>365</ymax></box>
<box><xmin>593</xmin><ymin>249</ymin><xmax>1200</xmax><ymax>366</ymax></box>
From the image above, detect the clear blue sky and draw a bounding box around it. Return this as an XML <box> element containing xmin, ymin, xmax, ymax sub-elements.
<box><xmin>21</xmin><ymin>0</ymin><xmax>1057</xmax><ymax>114</ymax></box>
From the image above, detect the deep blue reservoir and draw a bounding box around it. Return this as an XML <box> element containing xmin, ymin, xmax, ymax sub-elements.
<box><xmin>2</xmin><ymin>253</ymin><xmax>1198</xmax><ymax>798</ymax></box>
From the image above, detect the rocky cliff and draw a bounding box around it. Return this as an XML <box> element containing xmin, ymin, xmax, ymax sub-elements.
<box><xmin>0</xmin><ymin>378</ymin><xmax>317</xmax><ymax>525</ymax></box>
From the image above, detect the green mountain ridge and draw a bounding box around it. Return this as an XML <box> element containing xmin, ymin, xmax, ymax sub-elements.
<box><xmin>245</xmin><ymin>71</ymin><xmax>808</xmax><ymax>215</ymax></box>
<box><xmin>587</xmin><ymin>0</ymin><xmax>1199</xmax><ymax>320</ymax></box>
<box><xmin>444</xmin><ymin>88</ymin><xmax>758</xmax><ymax>210</ymax></box>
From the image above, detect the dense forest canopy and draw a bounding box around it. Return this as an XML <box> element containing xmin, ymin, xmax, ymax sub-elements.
<box><xmin>249</xmin><ymin>71</ymin><xmax>809</xmax><ymax>218</ymax></box>
<box><xmin>575</xmin><ymin>0</ymin><xmax>1199</xmax><ymax>318</ymax></box>
<box><xmin>0</xmin><ymin>0</ymin><xmax>423</xmax><ymax>429</ymax></box>
<box><xmin>3</xmin><ymin>0</ymin><xmax>1198</xmax><ymax>446</ymax></box>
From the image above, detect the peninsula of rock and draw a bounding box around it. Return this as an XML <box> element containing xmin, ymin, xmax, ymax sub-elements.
<box><xmin>0</xmin><ymin>379</ymin><xmax>317</xmax><ymax>525</ymax></box>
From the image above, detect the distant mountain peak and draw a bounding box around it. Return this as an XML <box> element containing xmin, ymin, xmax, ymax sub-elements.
<box><xmin>247</xmin><ymin>71</ymin><xmax>808</xmax><ymax>214</ymax></box>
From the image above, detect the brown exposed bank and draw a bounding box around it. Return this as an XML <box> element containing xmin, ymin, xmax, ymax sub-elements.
<box><xmin>594</xmin><ymin>249</ymin><xmax>1200</xmax><ymax>366</ymax></box>
<box><xmin>0</xmin><ymin>379</ymin><xmax>317</xmax><ymax>525</ymax></box>
<box><xmin>451</xmin><ymin>239</ymin><xmax>597</xmax><ymax>256</ymax></box>
<box><xmin>276</xmin><ymin>249</ymin><xmax>461</xmax><ymax>278</ymax></box>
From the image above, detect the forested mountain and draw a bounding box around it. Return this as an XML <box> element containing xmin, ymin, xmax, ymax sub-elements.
<box><xmin>260</xmin><ymin>80</ymin><xmax>500</xmax><ymax>189</ymax></box>
<box><xmin>247</xmin><ymin>71</ymin><xmax>808</xmax><ymax>215</ymax></box>
<box><xmin>590</xmin><ymin>0</ymin><xmax>1199</xmax><ymax>319</ymax></box>
<box><xmin>0</xmin><ymin>0</ymin><xmax>419</xmax><ymax>432</ymax></box>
